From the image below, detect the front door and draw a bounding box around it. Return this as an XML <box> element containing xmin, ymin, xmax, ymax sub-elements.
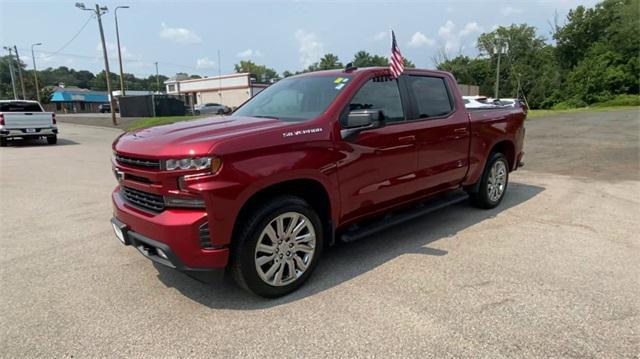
<box><xmin>336</xmin><ymin>75</ymin><xmax>419</xmax><ymax>223</ymax></box>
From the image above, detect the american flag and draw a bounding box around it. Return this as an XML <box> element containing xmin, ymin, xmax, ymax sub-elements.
<box><xmin>389</xmin><ymin>30</ymin><xmax>404</xmax><ymax>79</ymax></box>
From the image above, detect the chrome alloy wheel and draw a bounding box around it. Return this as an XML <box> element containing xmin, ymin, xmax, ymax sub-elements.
<box><xmin>254</xmin><ymin>212</ymin><xmax>316</xmax><ymax>287</ymax></box>
<box><xmin>487</xmin><ymin>159</ymin><xmax>507</xmax><ymax>202</ymax></box>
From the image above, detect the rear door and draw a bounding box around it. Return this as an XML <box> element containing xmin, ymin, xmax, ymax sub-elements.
<box><xmin>336</xmin><ymin>75</ymin><xmax>420</xmax><ymax>222</ymax></box>
<box><xmin>0</xmin><ymin>102</ymin><xmax>53</xmax><ymax>129</ymax></box>
<box><xmin>404</xmin><ymin>75</ymin><xmax>470</xmax><ymax>192</ymax></box>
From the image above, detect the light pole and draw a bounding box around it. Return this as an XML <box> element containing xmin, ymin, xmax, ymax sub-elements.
<box><xmin>3</xmin><ymin>46</ymin><xmax>18</xmax><ymax>100</ymax></box>
<box><xmin>76</xmin><ymin>2</ymin><xmax>118</xmax><ymax>125</ymax></box>
<box><xmin>31</xmin><ymin>43</ymin><xmax>42</xmax><ymax>103</ymax></box>
<box><xmin>154</xmin><ymin>61</ymin><xmax>160</xmax><ymax>92</ymax></box>
<box><xmin>114</xmin><ymin>5</ymin><xmax>129</xmax><ymax>96</ymax></box>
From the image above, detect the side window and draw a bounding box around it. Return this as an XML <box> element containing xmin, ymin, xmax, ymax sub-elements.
<box><xmin>346</xmin><ymin>76</ymin><xmax>405</xmax><ymax>124</ymax></box>
<box><xmin>407</xmin><ymin>76</ymin><xmax>453</xmax><ymax>119</ymax></box>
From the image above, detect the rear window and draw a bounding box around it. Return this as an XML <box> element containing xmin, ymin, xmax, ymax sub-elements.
<box><xmin>407</xmin><ymin>76</ymin><xmax>453</xmax><ymax>118</ymax></box>
<box><xmin>0</xmin><ymin>102</ymin><xmax>43</xmax><ymax>112</ymax></box>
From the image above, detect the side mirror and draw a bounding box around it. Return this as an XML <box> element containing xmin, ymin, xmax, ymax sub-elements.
<box><xmin>344</xmin><ymin>109</ymin><xmax>382</xmax><ymax>129</ymax></box>
<box><xmin>341</xmin><ymin>109</ymin><xmax>384</xmax><ymax>139</ymax></box>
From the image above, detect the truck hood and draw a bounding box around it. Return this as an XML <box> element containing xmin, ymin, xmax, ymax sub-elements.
<box><xmin>114</xmin><ymin>116</ymin><xmax>292</xmax><ymax>157</ymax></box>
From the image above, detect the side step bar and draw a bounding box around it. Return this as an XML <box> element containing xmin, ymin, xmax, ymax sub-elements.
<box><xmin>339</xmin><ymin>189</ymin><xmax>469</xmax><ymax>243</ymax></box>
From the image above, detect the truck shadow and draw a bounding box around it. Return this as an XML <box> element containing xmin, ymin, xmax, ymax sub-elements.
<box><xmin>154</xmin><ymin>181</ymin><xmax>544</xmax><ymax>309</ymax></box>
<box><xmin>2</xmin><ymin>138</ymin><xmax>79</xmax><ymax>147</ymax></box>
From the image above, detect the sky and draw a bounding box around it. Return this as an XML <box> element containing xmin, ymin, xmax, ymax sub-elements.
<box><xmin>0</xmin><ymin>0</ymin><xmax>599</xmax><ymax>79</ymax></box>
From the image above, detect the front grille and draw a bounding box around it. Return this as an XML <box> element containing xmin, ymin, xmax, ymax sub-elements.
<box><xmin>122</xmin><ymin>186</ymin><xmax>165</xmax><ymax>213</ymax></box>
<box><xmin>116</xmin><ymin>154</ymin><xmax>161</xmax><ymax>169</ymax></box>
<box><xmin>199</xmin><ymin>222</ymin><xmax>213</xmax><ymax>249</ymax></box>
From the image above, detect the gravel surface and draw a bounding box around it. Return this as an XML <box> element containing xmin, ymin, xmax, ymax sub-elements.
<box><xmin>1</xmin><ymin>109</ymin><xmax>639</xmax><ymax>358</ymax></box>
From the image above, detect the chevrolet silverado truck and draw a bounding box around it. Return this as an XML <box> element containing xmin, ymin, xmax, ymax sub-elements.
<box><xmin>111</xmin><ymin>67</ymin><xmax>525</xmax><ymax>297</ymax></box>
<box><xmin>0</xmin><ymin>100</ymin><xmax>58</xmax><ymax>146</ymax></box>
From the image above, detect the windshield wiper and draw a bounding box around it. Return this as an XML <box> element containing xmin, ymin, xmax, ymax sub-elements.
<box><xmin>252</xmin><ymin>115</ymin><xmax>280</xmax><ymax>120</ymax></box>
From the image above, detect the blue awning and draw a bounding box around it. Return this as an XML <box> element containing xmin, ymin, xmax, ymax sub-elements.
<box><xmin>51</xmin><ymin>90</ymin><xmax>108</xmax><ymax>103</ymax></box>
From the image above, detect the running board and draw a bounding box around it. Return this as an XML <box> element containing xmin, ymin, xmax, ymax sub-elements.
<box><xmin>339</xmin><ymin>189</ymin><xmax>469</xmax><ymax>243</ymax></box>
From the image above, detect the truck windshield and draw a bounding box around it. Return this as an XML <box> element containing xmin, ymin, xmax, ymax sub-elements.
<box><xmin>0</xmin><ymin>102</ymin><xmax>43</xmax><ymax>112</ymax></box>
<box><xmin>233</xmin><ymin>75</ymin><xmax>351</xmax><ymax>122</ymax></box>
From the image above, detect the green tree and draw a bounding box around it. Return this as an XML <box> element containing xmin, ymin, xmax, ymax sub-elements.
<box><xmin>234</xmin><ymin>60</ymin><xmax>278</xmax><ymax>82</ymax></box>
<box><xmin>351</xmin><ymin>51</ymin><xmax>390</xmax><ymax>67</ymax></box>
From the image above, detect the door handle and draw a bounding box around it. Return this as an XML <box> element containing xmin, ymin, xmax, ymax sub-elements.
<box><xmin>398</xmin><ymin>135</ymin><xmax>416</xmax><ymax>142</ymax></box>
<box><xmin>453</xmin><ymin>128</ymin><xmax>468</xmax><ymax>133</ymax></box>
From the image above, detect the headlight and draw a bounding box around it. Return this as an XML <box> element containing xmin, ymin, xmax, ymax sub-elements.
<box><xmin>164</xmin><ymin>156</ymin><xmax>220</xmax><ymax>171</ymax></box>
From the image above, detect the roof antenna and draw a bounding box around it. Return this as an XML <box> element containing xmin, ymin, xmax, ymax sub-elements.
<box><xmin>344</xmin><ymin>62</ymin><xmax>357</xmax><ymax>72</ymax></box>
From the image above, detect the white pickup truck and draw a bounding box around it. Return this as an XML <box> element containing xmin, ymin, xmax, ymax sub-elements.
<box><xmin>0</xmin><ymin>100</ymin><xmax>58</xmax><ymax>146</ymax></box>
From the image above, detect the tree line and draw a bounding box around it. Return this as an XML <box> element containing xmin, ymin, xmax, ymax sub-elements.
<box><xmin>437</xmin><ymin>0</ymin><xmax>638</xmax><ymax>108</ymax></box>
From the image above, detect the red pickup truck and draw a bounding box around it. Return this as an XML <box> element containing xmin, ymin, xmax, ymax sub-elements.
<box><xmin>111</xmin><ymin>67</ymin><xmax>525</xmax><ymax>297</ymax></box>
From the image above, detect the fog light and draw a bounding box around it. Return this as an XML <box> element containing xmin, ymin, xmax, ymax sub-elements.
<box><xmin>156</xmin><ymin>248</ymin><xmax>169</xmax><ymax>260</ymax></box>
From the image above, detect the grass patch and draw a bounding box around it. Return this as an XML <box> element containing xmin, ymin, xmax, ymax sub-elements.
<box><xmin>528</xmin><ymin>105</ymin><xmax>639</xmax><ymax>119</ymax></box>
<box><xmin>126</xmin><ymin>115</ymin><xmax>203</xmax><ymax>131</ymax></box>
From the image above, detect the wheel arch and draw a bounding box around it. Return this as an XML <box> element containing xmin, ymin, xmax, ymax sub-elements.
<box><xmin>490</xmin><ymin>140</ymin><xmax>516</xmax><ymax>170</ymax></box>
<box><xmin>232</xmin><ymin>178</ymin><xmax>335</xmax><ymax>248</ymax></box>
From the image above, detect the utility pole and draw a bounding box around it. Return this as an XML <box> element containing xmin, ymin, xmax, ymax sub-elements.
<box><xmin>3</xmin><ymin>46</ymin><xmax>18</xmax><ymax>100</ymax></box>
<box><xmin>217</xmin><ymin>49</ymin><xmax>222</xmax><ymax>104</ymax></box>
<box><xmin>76</xmin><ymin>2</ymin><xmax>118</xmax><ymax>125</ymax></box>
<box><xmin>13</xmin><ymin>46</ymin><xmax>26</xmax><ymax>99</ymax></box>
<box><xmin>493</xmin><ymin>37</ymin><xmax>508</xmax><ymax>99</ymax></box>
<box><xmin>114</xmin><ymin>5</ymin><xmax>130</xmax><ymax>96</ymax></box>
<box><xmin>154</xmin><ymin>61</ymin><xmax>160</xmax><ymax>92</ymax></box>
<box><xmin>31</xmin><ymin>43</ymin><xmax>42</xmax><ymax>103</ymax></box>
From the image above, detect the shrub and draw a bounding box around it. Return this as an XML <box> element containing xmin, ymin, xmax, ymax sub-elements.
<box><xmin>592</xmin><ymin>94</ymin><xmax>640</xmax><ymax>107</ymax></box>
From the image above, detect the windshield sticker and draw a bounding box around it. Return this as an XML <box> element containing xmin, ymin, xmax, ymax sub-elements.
<box><xmin>335</xmin><ymin>83</ymin><xmax>346</xmax><ymax>90</ymax></box>
<box><xmin>334</xmin><ymin>77</ymin><xmax>344</xmax><ymax>83</ymax></box>
<box><xmin>282</xmin><ymin>127</ymin><xmax>323</xmax><ymax>138</ymax></box>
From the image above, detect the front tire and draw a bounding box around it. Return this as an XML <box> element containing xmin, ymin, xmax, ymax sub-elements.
<box><xmin>469</xmin><ymin>152</ymin><xmax>509</xmax><ymax>209</ymax></box>
<box><xmin>230</xmin><ymin>196</ymin><xmax>323</xmax><ymax>297</ymax></box>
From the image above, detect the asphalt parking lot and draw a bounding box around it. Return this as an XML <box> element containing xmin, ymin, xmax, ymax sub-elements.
<box><xmin>1</xmin><ymin>109</ymin><xmax>639</xmax><ymax>357</ymax></box>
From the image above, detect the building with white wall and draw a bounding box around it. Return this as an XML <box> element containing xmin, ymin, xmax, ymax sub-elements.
<box><xmin>164</xmin><ymin>73</ymin><xmax>270</xmax><ymax>109</ymax></box>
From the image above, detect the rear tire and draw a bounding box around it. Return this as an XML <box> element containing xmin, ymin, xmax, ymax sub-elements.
<box><xmin>194</xmin><ymin>110</ymin><xmax>201</xmax><ymax>116</ymax></box>
<box><xmin>469</xmin><ymin>152</ymin><xmax>509</xmax><ymax>209</ymax></box>
<box><xmin>230</xmin><ymin>195</ymin><xmax>323</xmax><ymax>297</ymax></box>
<box><xmin>0</xmin><ymin>137</ymin><xmax>7</xmax><ymax>147</ymax></box>
<box><xmin>217</xmin><ymin>109</ymin><xmax>224</xmax><ymax>115</ymax></box>
<box><xmin>46</xmin><ymin>135</ymin><xmax>57</xmax><ymax>145</ymax></box>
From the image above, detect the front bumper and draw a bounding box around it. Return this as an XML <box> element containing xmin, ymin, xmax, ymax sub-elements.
<box><xmin>0</xmin><ymin>127</ymin><xmax>58</xmax><ymax>138</ymax></box>
<box><xmin>111</xmin><ymin>189</ymin><xmax>229</xmax><ymax>270</ymax></box>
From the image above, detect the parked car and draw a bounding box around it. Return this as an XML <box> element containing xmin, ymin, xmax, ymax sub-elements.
<box><xmin>194</xmin><ymin>103</ymin><xmax>230</xmax><ymax>115</ymax></box>
<box><xmin>0</xmin><ymin>100</ymin><xmax>58</xmax><ymax>146</ymax></box>
<box><xmin>99</xmin><ymin>103</ymin><xmax>119</xmax><ymax>113</ymax></box>
<box><xmin>111</xmin><ymin>67</ymin><xmax>526</xmax><ymax>297</ymax></box>
<box><xmin>462</xmin><ymin>96</ymin><xmax>497</xmax><ymax>109</ymax></box>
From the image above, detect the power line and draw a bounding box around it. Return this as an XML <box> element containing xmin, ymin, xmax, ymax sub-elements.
<box><xmin>43</xmin><ymin>14</ymin><xmax>95</xmax><ymax>59</ymax></box>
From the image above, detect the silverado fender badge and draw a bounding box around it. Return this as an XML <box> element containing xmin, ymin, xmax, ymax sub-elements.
<box><xmin>282</xmin><ymin>127</ymin><xmax>323</xmax><ymax>138</ymax></box>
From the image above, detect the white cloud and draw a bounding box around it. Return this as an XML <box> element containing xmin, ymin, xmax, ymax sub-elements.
<box><xmin>500</xmin><ymin>6</ymin><xmax>523</xmax><ymax>16</ymax></box>
<box><xmin>295</xmin><ymin>29</ymin><xmax>323</xmax><ymax>68</ymax></box>
<box><xmin>460</xmin><ymin>22</ymin><xmax>483</xmax><ymax>37</ymax></box>
<box><xmin>159</xmin><ymin>23</ymin><xmax>202</xmax><ymax>44</ymax></box>
<box><xmin>435</xmin><ymin>20</ymin><xmax>484</xmax><ymax>54</ymax></box>
<box><xmin>196</xmin><ymin>57</ymin><xmax>216</xmax><ymax>69</ymax></box>
<box><xmin>407</xmin><ymin>32</ymin><xmax>435</xmax><ymax>48</ymax></box>
<box><xmin>236</xmin><ymin>49</ymin><xmax>263</xmax><ymax>58</ymax></box>
<box><xmin>438</xmin><ymin>20</ymin><xmax>459</xmax><ymax>52</ymax></box>
<box><xmin>372</xmin><ymin>31</ymin><xmax>387</xmax><ymax>41</ymax></box>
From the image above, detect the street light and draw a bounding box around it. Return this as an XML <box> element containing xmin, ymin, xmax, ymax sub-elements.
<box><xmin>114</xmin><ymin>6</ymin><xmax>130</xmax><ymax>96</ymax></box>
<box><xmin>31</xmin><ymin>43</ymin><xmax>42</xmax><ymax>103</ymax></box>
<box><xmin>76</xmin><ymin>2</ymin><xmax>118</xmax><ymax>125</ymax></box>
